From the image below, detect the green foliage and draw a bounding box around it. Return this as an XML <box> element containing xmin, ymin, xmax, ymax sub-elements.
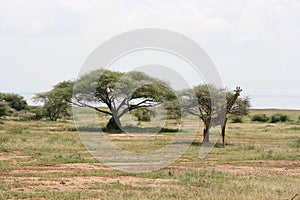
<box><xmin>228</xmin><ymin>95</ymin><xmax>251</xmax><ymax>116</ymax></box>
<box><xmin>0</xmin><ymin>102</ymin><xmax>11</xmax><ymax>118</ymax></box>
<box><xmin>231</xmin><ymin>116</ymin><xmax>243</xmax><ymax>123</ymax></box>
<box><xmin>73</xmin><ymin>69</ymin><xmax>176</xmax><ymax>130</ymax></box>
<box><xmin>132</xmin><ymin>108</ymin><xmax>151</xmax><ymax>122</ymax></box>
<box><xmin>181</xmin><ymin>84</ymin><xmax>250</xmax><ymax>122</ymax></box>
<box><xmin>164</xmin><ymin>99</ymin><xmax>181</xmax><ymax>120</ymax></box>
<box><xmin>28</xmin><ymin>106</ymin><xmax>44</xmax><ymax>120</ymax></box>
<box><xmin>181</xmin><ymin>84</ymin><xmax>225</xmax><ymax>121</ymax></box>
<box><xmin>14</xmin><ymin>110</ymin><xmax>36</xmax><ymax>121</ymax></box>
<box><xmin>35</xmin><ymin>81</ymin><xmax>73</xmax><ymax>121</ymax></box>
<box><xmin>251</xmin><ymin>112</ymin><xmax>291</xmax><ymax>123</ymax></box>
<box><xmin>0</xmin><ymin>93</ymin><xmax>27</xmax><ymax>111</ymax></box>
<box><xmin>251</xmin><ymin>113</ymin><xmax>269</xmax><ymax>122</ymax></box>
<box><xmin>270</xmin><ymin>113</ymin><xmax>289</xmax><ymax>123</ymax></box>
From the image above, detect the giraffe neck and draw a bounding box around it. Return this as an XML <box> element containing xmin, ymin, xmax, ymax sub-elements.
<box><xmin>226</xmin><ymin>93</ymin><xmax>238</xmax><ymax>113</ymax></box>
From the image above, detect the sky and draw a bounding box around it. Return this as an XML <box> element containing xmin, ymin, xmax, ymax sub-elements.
<box><xmin>0</xmin><ymin>0</ymin><xmax>300</xmax><ymax>109</ymax></box>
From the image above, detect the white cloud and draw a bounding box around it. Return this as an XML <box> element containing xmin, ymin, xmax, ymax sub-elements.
<box><xmin>0</xmin><ymin>0</ymin><xmax>300</xmax><ymax>107</ymax></box>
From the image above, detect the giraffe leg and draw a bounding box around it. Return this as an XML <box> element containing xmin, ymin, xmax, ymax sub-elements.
<box><xmin>221</xmin><ymin>118</ymin><xmax>227</xmax><ymax>147</ymax></box>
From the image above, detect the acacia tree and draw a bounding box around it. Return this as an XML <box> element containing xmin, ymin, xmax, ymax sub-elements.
<box><xmin>181</xmin><ymin>84</ymin><xmax>250</xmax><ymax>123</ymax></box>
<box><xmin>72</xmin><ymin>69</ymin><xmax>176</xmax><ymax>130</ymax></box>
<box><xmin>35</xmin><ymin>81</ymin><xmax>73</xmax><ymax>121</ymax></box>
<box><xmin>0</xmin><ymin>93</ymin><xmax>27</xmax><ymax>111</ymax></box>
<box><xmin>181</xmin><ymin>84</ymin><xmax>224</xmax><ymax>122</ymax></box>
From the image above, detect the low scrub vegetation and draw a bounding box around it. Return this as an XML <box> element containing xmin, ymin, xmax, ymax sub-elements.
<box><xmin>251</xmin><ymin>113</ymin><xmax>290</xmax><ymax>123</ymax></box>
<box><xmin>270</xmin><ymin>113</ymin><xmax>289</xmax><ymax>123</ymax></box>
<box><xmin>251</xmin><ymin>113</ymin><xmax>269</xmax><ymax>122</ymax></box>
<box><xmin>231</xmin><ymin>116</ymin><xmax>243</xmax><ymax>123</ymax></box>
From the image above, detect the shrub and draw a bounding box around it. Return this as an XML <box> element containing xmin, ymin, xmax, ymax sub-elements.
<box><xmin>270</xmin><ymin>113</ymin><xmax>289</xmax><ymax>123</ymax></box>
<box><xmin>0</xmin><ymin>93</ymin><xmax>27</xmax><ymax>111</ymax></box>
<box><xmin>132</xmin><ymin>108</ymin><xmax>151</xmax><ymax>122</ymax></box>
<box><xmin>231</xmin><ymin>116</ymin><xmax>243</xmax><ymax>123</ymax></box>
<box><xmin>251</xmin><ymin>114</ymin><xmax>269</xmax><ymax>122</ymax></box>
<box><xmin>14</xmin><ymin>110</ymin><xmax>36</xmax><ymax>121</ymax></box>
<box><xmin>0</xmin><ymin>101</ymin><xmax>14</xmax><ymax>118</ymax></box>
<box><xmin>28</xmin><ymin>106</ymin><xmax>44</xmax><ymax>120</ymax></box>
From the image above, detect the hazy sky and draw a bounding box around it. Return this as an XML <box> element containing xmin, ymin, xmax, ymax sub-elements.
<box><xmin>1</xmin><ymin>0</ymin><xmax>300</xmax><ymax>108</ymax></box>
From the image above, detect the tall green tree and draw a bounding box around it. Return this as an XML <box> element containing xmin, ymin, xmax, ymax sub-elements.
<box><xmin>0</xmin><ymin>93</ymin><xmax>27</xmax><ymax>111</ymax></box>
<box><xmin>34</xmin><ymin>81</ymin><xmax>73</xmax><ymax>121</ymax></box>
<box><xmin>73</xmin><ymin>69</ymin><xmax>177</xmax><ymax>130</ymax></box>
<box><xmin>181</xmin><ymin>84</ymin><xmax>250</xmax><ymax>123</ymax></box>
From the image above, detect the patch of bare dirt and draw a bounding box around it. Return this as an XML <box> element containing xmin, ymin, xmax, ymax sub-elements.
<box><xmin>58</xmin><ymin>163</ymin><xmax>111</xmax><ymax>170</ymax></box>
<box><xmin>7</xmin><ymin>163</ymin><xmax>112</xmax><ymax>176</ymax></box>
<box><xmin>2</xmin><ymin>161</ymin><xmax>174</xmax><ymax>193</ymax></box>
<box><xmin>5</xmin><ymin>175</ymin><xmax>173</xmax><ymax>193</ymax></box>
<box><xmin>0</xmin><ymin>151</ymin><xmax>30</xmax><ymax>161</ymax></box>
<box><xmin>243</xmin><ymin>160</ymin><xmax>300</xmax><ymax>166</ymax></box>
<box><xmin>214</xmin><ymin>163</ymin><xmax>300</xmax><ymax>176</ymax></box>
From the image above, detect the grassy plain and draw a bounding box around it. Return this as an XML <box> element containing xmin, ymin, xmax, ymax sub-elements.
<box><xmin>0</xmin><ymin>109</ymin><xmax>299</xmax><ymax>199</ymax></box>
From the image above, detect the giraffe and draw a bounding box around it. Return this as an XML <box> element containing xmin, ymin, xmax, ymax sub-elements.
<box><xmin>203</xmin><ymin>87</ymin><xmax>242</xmax><ymax>147</ymax></box>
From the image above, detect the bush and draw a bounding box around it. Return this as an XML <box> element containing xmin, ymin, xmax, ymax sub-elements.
<box><xmin>270</xmin><ymin>113</ymin><xmax>289</xmax><ymax>123</ymax></box>
<box><xmin>28</xmin><ymin>106</ymin><xmax>44</xmax><ymax>120</ymax></box>
<box><xmin>0</xmin><ymin>102</ymin><xmax>9</xmax><ymax>117</ymax></box>
<box><xmin>0</xmin><ymin>93</ymin><xmax>27</xmax><ymax>111</ymax></box>
<box><xmin>132</xmin><ymin>108</ymin><xmax>151</xmax><ymax>122</ymax></box>
<box><xmin>231</xmin><ymin>116</ymin><xmax>243</xmax><ymax>123</ymax></box>
<box><xmin>251</xmin><ymin>114</ymin><xmax>269</xmax><ymax>122</ymax></box>
<box><xmin>0</xmin><ymin>102</ymin><xmax>14</xmax><ymax>118</ymax></box>
<box><xmin>14</xmin><ymin>110</ymin><xmax>36</xmax><ymax>121</ymax></box>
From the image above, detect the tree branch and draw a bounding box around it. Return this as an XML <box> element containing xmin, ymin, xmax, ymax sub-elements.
<box><xmin>67</xmin><ymin>99</ymin><xmax>112</xmax><ymax>116</ymax></box>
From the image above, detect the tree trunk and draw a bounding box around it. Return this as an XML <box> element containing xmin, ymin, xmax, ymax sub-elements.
<box><xmin>203</xmin><ymin>123</ymin><xmax>210</xmax><ymax>143</ymax></box>
<box><xmin>106</xmin><ymin>116</ymin><xmax>122</xmax><ymax>131</ymax></box>
<box><xmin>203</xmin><ymin>129</ymin><xmax>210</xmax><ymax>143</ymax></box>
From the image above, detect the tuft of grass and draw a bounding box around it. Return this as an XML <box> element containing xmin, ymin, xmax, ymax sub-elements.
<box><xmin>291</xmin><ymin>138</ymin><xmax>300</xmax><ymax>148</ymax></box>
<box><xmin>40</xmin><ymin>153</ymin><xmax>91</xmax><ymax>164</ymax></box>
<box><xmin>288</xmin><ymin>126</ymin><xmax>300</xmax><ymax>131</ymax></box>
<box><xmin>7</xmin><ymin>128</ymin><xmax>23</xmax><ymax>134</ymax></box>
<box><xmin>87</xmin><ymin>181</ymin><xmax>151</xmax><ymax>191</ymax></box>
<box><xmin>0</xmin><ymin>135</ymin><xmax>10</xmax><ymax>144</ymax></box>
<box><xmin>242</xmin><ymin>143</ymin><xmax>256</xmax><ymax>150</ymax></box>
<box><xmin>179</xmin><ymin>169</ymin><xmax>228</xmax><ymax>188</ymax></box>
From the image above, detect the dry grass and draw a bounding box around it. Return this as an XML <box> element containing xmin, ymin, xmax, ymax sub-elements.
<box><xmin>0</xmin><ymin>109</ymin><xmax>299</xmax><ymax>199</ymax></box>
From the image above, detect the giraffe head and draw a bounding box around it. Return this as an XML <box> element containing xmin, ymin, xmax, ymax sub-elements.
<box><xmin>234</xmin><ymin>87</ymin><xmax>242</xmax><ymax>96</ymax></box>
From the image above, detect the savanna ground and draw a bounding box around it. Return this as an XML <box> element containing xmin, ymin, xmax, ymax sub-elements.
<box><xmin>0</xmin><ymin>109</ymin><xmax>299</xmax><ymax>200</ymax></box>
